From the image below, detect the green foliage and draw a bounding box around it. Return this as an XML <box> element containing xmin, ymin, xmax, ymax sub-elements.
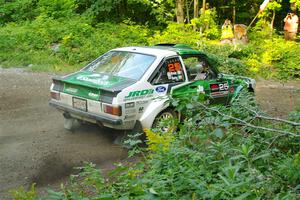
<box><xmin>77</xmin><ymin>0</ymin><xmax>157</xmax><ymax>24</ymax></box>
<box><xmin>149</xmin><ymin>0</ymin><xmax>175</xmax><ymax>24</ymax></box>
<box><xmin>0</xmin><ymin>18</ymin><xmax>150</xmax><ymax>72</ymax></box>
<box><xmin>149</xmin><ymin>22</ymin><xmax>203</xmax><ymax>46</ymax></box>
<box><xmin>1</xmin><ymin>15</ymin><xmax>299</xmax><ymax>79</ymax></box>
<box><xmin>231</xmin><ymin>35</ymin><xmax>300</xmax><ymax>79</ymax></box>
<box><xmin>191</xmin><ymin>8</ymin><xmax>220</xmax><ymax>39</ymax></box>
<box><xmin>1</xmin><ymin>0</ymin><xmax>299</xmax><ymax>80</ymax></box>
<box><xmin>0</xmin><ymin>0</ymin><xmax>37</xmax><ymax>25</ymax></box>
<box><xmin>291</xmin><ymin>0</ymin><xmax>300</xmax><ymax>10</ymax></box>
<box><xmin>265</xmin><ymin>0</ymin><xmax>282</xmax><ymax>13</ymax></box>
<box><xmin>16</xmin><ymin>92</ymin><xmax>300</xmax><ymax>199</ymax></box>
<box><xmin>37</xmin><ymin>0</ymin><xmax>76</xmax><ymax>19</ymax></box>
<box><xmin>10</xmin><ymin>184</ymin><xmax>37</xmax><ymax>200</ymax></box>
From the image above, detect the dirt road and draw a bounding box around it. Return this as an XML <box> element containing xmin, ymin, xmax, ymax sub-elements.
<box><xmin>0</xmin><ymin>69</ymin><xmax>299</xmax><ymax>199</ymax></box>
<box><xmin>0</xmin><ymin>68</ymin><xmax>129</xmax><ymax>199</ymax></box>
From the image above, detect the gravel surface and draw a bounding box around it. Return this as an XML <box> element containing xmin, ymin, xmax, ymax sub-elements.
<box><xmin>255</xmin><ymin>78</ymin><xmax>300</xmax><ymax>118</ymax></box>
<box><xmin>0</xmin><ymin>68</ymin><xmax>299</xmax><ymax>199</ymax></box>
<box><xmin>0</xmin><ymin>68</ymin><xmax>128</xmax><ymax>199</ymax></box>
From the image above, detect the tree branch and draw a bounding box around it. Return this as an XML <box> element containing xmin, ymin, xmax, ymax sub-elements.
<box><xmin>196</xmin><ymin>103</ymin><xmax>300</xmax><ymax>137</ymax></box>
<box><xmin>241</xmin><ymin>105</ymin><xmax>300</xmax><ymax>126</ymax></box>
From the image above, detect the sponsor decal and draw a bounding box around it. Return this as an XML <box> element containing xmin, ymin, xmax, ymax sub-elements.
<box><xmin>125</xmin><ymin>102</ymin><xmax>135</xmax><ymax>108</ymax></box>
<box><xmin>210</xmin><ymin>84</ymin><xmax>219</xmax><ymax>91</ymax></box>
<box><xmin>136</xmin><ymin>100</ymin><xmax>149</xmax><ymax>105</ymax></box>
<box><xmin>88</xmin><ymin>92</ymin><xmax>99</xmax><ymax>98</ymax></box>
<box><xmin>211</xmin><ymin>91</ymin><xmax>229</xmax><ymax>97</ymax></box>
<box><xmin>65</xmin><ymin>87</ymin><xmax>78</xmax><ymax>93</ymax></box>
<box><xmin>125</xmin><ymin>89</ymin><xmax>154</xmax><ymax>101</ymax></box>
<box><xmin>138</xmin><ymin>107</ymin><xmax>144</xmax><ymax>113</ymax></box>
<box><xmin>155</xmin><ymin>86</ymin><xmax>167</xmax><ymax>93</ymax></box>
<box><xmin>125</xmin><ymin>109</ymin><xmax>136</xmax><ymax>114</ymax></box>
<box><xmin>167</xmin><ymin>71</ymin><xmax>183</xmax><ymax>81</ymax></box>
<box><xmin>77</xmin><ymin>74</ymin><xmax>111</xmax><ymax>85</ymax></box>
<box><xmin>197</xmin><ymin>85</ymin><xmax>204</xmax><ymax>93</ymax></box>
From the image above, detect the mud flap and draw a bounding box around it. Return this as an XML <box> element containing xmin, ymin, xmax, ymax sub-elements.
<box><xmin>64</xmin><ymin>118</ymin><xmax>75</xmax><ymax>130</ymax></box>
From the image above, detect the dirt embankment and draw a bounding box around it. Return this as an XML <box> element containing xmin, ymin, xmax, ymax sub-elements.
<box><xmin>0</xmin><ymin>68</ymin><xmax>299</xmax><ymax>199</ymax></box>
<box><xmin>255</xmin><ymin>78</ymin><xmax>300</xmax><ymax>118</ymax></box>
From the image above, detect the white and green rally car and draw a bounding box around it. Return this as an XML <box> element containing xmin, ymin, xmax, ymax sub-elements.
<box><xmin>49</xmin><ymin>44</ymin><xmax>255</xmax><ymax>131</ymax></box>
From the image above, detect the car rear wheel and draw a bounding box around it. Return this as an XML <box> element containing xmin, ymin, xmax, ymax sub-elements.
<box><xmin>152</xmin><ymin>109</ymin><xmax>177</xmax><ymax>133</ymax></box>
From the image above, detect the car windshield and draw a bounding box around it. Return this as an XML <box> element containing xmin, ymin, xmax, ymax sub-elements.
<box><xmin>84</xmin><ymin>51</ymin><xmax>156</xmax><ymax>80</ymax></box>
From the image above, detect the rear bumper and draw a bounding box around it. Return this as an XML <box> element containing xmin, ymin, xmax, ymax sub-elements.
<box><xmin>49</xmin><ymin>100</ymin><xmax>122</xmax><ymax>125</ymax></box>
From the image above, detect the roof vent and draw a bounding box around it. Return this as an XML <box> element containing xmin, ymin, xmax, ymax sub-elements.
<box><xmin>154</xmin><ymin>43</ymin><xmax>176</xmax><ymax>47</ymax></box>
<box><xmin>154</xmin><ymin>43</ymin><xmax>193</xmax><ymax>49</ymax></box>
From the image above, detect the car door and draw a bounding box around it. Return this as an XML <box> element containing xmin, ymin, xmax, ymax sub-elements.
<box><xmin>178</xmin><ymin>55</ymin><xmax>230</xmax><ymax>105</ymax></box>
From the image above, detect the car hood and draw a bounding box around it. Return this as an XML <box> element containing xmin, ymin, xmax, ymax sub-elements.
<box><xmin>60</xmin><ymin>71</ymin><xmax>136</xmax><ymax>92</ymax></box>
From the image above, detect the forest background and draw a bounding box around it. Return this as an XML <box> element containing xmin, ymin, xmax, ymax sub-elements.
<box><xmin>2</xmin><ymin>0</ymin><xmax>300</xmax><ymax>199</ymax></box>
<box><xmin>1</xmin><ymin>0</ymin><xmax>300</xmax><ymax>79</ymax></box>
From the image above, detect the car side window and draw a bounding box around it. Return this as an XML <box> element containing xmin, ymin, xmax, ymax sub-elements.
<box><xmin>151</xmin><ymin>57</ymin><xmax>185</xmax><ymax>85</ymax></box>
<box><xmin>183</xmin><ymin>56</ymin><xmax>216</xmax><ymax>81</ymax></box>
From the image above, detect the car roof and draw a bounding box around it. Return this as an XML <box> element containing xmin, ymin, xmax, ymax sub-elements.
<box><xmin>153</xmin><ymin>44</ymin><xmax>205</xmax><ymax>56</ymax></box>
<box><xmin>113</xmin><ymin>46</ymin><xmax>178</xmax><ymax>57</ymax></box>
<box><xmin>113</xmin><ymin>44</ymin><xmax>206</xmax><ymax>57</ymax></box>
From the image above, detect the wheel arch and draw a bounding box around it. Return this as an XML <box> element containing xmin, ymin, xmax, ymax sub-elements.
<box><xmin>138</xmin><ymin>99</ymin><xmax>171</xmax><ymax>129</ymax></box>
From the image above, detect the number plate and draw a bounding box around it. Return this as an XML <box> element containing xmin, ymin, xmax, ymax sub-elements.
<box><xmin>73</xmin><ymin>97</ymin><xmax>87</xmax><ymax>111</ymax></box>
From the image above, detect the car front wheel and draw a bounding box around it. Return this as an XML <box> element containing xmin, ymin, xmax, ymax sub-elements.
<box><xmin>152</xmin><ymin>109</ymin><xmax>177</xmax><ymax>133</ymax></box>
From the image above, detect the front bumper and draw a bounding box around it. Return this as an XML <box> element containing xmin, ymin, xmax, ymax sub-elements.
<box><xmin>49</xmin><ymin>100</ymin><xmax>122</xmax><ymax>125</ymax></box>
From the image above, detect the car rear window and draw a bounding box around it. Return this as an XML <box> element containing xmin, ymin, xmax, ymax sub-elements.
<box><xmin>84</xmin><ymin>51</ymin><xmax>156</xmax><ymax>80</ymax></box>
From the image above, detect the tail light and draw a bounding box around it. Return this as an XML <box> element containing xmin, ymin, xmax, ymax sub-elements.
<box><xmin>52</xmin><ymin>78</ymin><xmax>64</xmax><ymax>92</ymax></box>
<box><xmin>50</xmin><ymin>91</ymin><xmax>60</xmax><ymax>100</ymax></box>
<box><xmin>103</xmin><ymin>104</ymin><xmax>122</xmax><ymax>116</ymax></box>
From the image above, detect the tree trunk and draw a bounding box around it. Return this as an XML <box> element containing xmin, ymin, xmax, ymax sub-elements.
<box><xmin>186</xmin><ymin>0</ymin><xmax>190</xmax><ymax>23</ymax></box>
<box><xmin>232</xmin><ymin>0</ymin><xmax>236</xmax><ymax>25</ymax></box>
<box><xmin>202</xmin><ymin>0</ymin><xmax>206</xmax><ymax>14</ymax></box>
<box><xmin>271</xmin><ymin>10</ymin><xmax>275</xmax><ymax>36</ymax></box>
<box><xmin>199</xmin><ymin>0</ymin><xmax>206</xmax><ymax>33</ymax></box>
<box><xmin>176</xmin><ymin>0</ymin><xmax>185</xmax><ymax>23</ymax></box>
<box><xmin>194</xmin><ymin>0</ymin><xmax>199</xmax><ymax>18</ymax></box>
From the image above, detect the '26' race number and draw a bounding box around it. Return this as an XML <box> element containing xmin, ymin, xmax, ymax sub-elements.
<box><xmin>219</xmin><ymin>82</ymin><xmax>229</xmax><ymax>91</ymax></box>
<box><xmin>210</xmin><ymin>82</ymin><xmax>229</xmax><ymax>91</ymax></box>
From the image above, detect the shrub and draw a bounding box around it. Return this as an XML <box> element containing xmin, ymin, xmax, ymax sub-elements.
<box><xmin>10</xmin><ymin>184</ymin><xmax>37</xmax><ymax>200</ymax></box>
<box><xmin>0</xmin><ymin>18</ymin><xmax>150</xmax><ymax>72</ymax></box>
<box><xmin>149</xmin><ymin>22</ymin><xmax>205</xmax><ymax>47</ymax></box>
<box><xmin>20</xmin><ymin>92</ymin><xmax>299</xmax><ymax>200</ymax></box>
